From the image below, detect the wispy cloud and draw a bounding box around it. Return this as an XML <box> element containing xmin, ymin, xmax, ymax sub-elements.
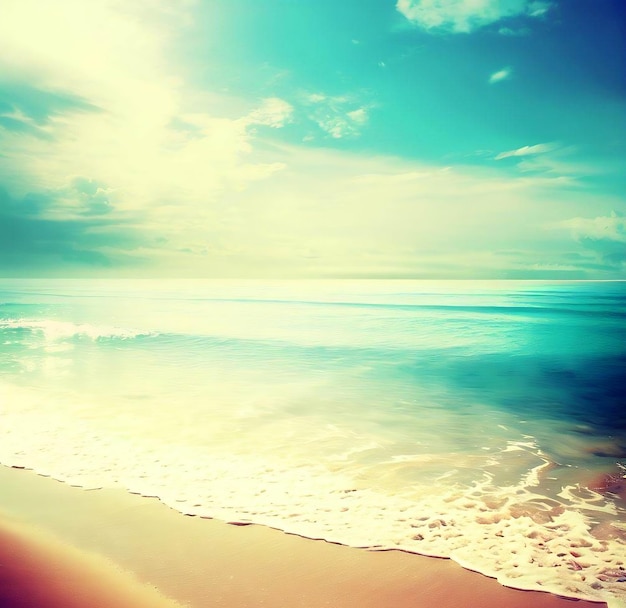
<box><xmin>124</xmin><ymin>140</ymin><xmax>606</xmax><ymax>277</ymax></box>
<box><xmin>527</xmin><ymin>1</ymin><xmax>552</xmax><ymax>17</ymax></box>
<box><xmin>396</xmin><ymin>0</ymin><xmax>554</xmax><ymax>34</ymax></box>
<box><xmin>246</xmin><ymin>98</ymin><xmax>293</xmax><ymax>129</ymax></box>
<box><xmin>495</xmin><ymin>144</ymin><xmax>609</xmax><ymax>181</ymax></box>
<box><xmin>498</xmin><ymin>26</ymin><xmax>530</xmax><ymax>36</ymax></box>
<box><xmin>495</xmin><ymin>143</ymin><xmax>556</xmax><ymax>159</ymax></box>
<box><xmin>489</xmin><ymin>67</ymin><xmax>512</xmax><ymax>84</ymax></box>
<box><xmin>301</xmin><ymin>93</ymin><xmax>370</xmax><ymax>139</ymax></box>
<box><xmin>315</xmin><ymin>114</ymin><xmax>368</xmax><ymax>139</ymax></box>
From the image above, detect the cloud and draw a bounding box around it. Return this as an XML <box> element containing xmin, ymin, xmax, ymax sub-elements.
<box><xmin>554</xmin><ymin>212</ymin><xmax>626</xmax><ymax>266</ymax></box>
<box><xmin>498</xmin><ymin>26</ymin><xmax>530</xmax><ymax>36</ymax></box>
<box><xmin>0</xmin><ymin>187</ymin><xmax>140</xmax><ymax>273</ymax></box>
<box><xmin>0</xmin><ymin>81</ymin><xmax>99</xmax><ymax>146</ymax></box>
<box><xmin>316</xmin><ymin>114</ymin><xmax>367</xmax><ymax>139</ymax></box>
<box><xmin>192</xmin><ymin>142</ymin><xmax>615</xmax><ymax>278</ymax></box>
<box><xmin>1</xmin><ymin>123</ymin><xmax>620</xmax><ymax>278</ymax></box>
<box><xmin>245</xmin><ymin>97</ymin><xmax>293</xmax><ymax>129</ymax></box>
<box><xmin>347</xmin><ymin>108</ymin><xmax>368</xmax><ymax>125</ymax></box>
<box><xmin>0</xmin><ymin>0</ymin><xmax>619</xmax><ymax>280</ymax></box>
<box><xmin>489</xmin><ymin>67</ymin><xmax>512</xmax><ymax>84</ymax></box>
<box><xmin>0</xmin><ymin>0</ymin><xmax>294</xmax><ymax>254</ymax></box>
<box><xmin>516</xmin><ymin>156</ymin><xmax>600</xmax><ymax>178</ymax></box>
<box><xmin>495</xmin><ymin>144</ymin><xmax>609</xmax><ymax>181</ymax></box>
<box><xmin>527</xmin><ymin>1</ymin><xmax>552</xmax><ymax>17</ymax></box>
<box><xmin>396</xmin><ymin>0</ymin><xmax>553</xmax><ymax>34</ymax></box>
<box><xmin>495</xmin><ymin>143</ymin><xmax>556</xmax><ymax>159</ymax></box>
<box><xmin>302</xmin><ymin>93</ymin><xmax>370</xmax><ymax>139</ymax></box>
<box><xmin>559</xmin><ymin>211</ymin><xmax>626</xmax><ymax>244</ymax></box>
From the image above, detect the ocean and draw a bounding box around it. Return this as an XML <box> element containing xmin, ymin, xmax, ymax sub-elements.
<box><xmin>0</xmin><ymin>279</ymin><xmax>624</xmax><ymax>605</ymax></box>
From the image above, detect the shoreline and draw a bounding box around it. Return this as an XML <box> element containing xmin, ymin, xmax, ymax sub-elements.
<box><xmin>0</xmin><ymin>465</ymin><xmax>610</xmax><ymax>608</ymax></box>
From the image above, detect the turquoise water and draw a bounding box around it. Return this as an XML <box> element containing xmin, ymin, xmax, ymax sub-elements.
<box><xmin>0</xmin><ymin>280</ymin><xmax>625</xmax><ymax>605</ymax></box>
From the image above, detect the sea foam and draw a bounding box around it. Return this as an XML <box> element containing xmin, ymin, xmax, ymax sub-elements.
<box><xmin>0</xmin><ymin>318</ymin><xmax>154</xmax><ymax>342</ymax></box>
<box><xmin>1</xmin><ymin>382</ymin><xmax>624</xmax><ymax>607</ymax></box>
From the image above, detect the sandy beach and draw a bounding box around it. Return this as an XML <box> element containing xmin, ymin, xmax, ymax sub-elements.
<box><xmin>0</xmin><ymin>465</ymin><xmax>609</xmax><ymax>608</ymax></box>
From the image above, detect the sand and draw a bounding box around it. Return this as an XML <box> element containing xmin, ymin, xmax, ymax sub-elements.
<box><xmin>0</xmin><ymin>465</ymin><xmax>608</xmax><ymax>608</ymax></box>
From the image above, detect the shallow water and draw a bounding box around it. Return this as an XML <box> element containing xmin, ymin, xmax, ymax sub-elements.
<box><xmin>0</xmin><ymin>279</ymin><xmax>625</xmax><ymax>605</ymax></box>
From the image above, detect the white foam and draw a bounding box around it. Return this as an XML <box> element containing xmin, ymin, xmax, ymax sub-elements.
<box><xmin>0</xmin><ymin>318</ymin><xmax>153</xmax><ymax>342</ymax></box>
<box><xmin>0</xmin><ymin>382</ymin><xmax>624</xmax><ymax>606</ymax></box>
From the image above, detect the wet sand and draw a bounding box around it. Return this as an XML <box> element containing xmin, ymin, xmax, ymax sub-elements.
<box><xmin>0</xmin><ymin>465</ymin><xmax>607</xmax><ymax>608</ymax></box>
<box><xmin>0</xmin><ymin>519</ymin><xmax>182</xmax><ymax>608</ymax></box>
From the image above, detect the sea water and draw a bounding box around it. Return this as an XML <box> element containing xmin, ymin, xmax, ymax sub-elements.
<box><xmin>0</xmin><ymin>280</ymin><xmax>624</xmax><ymax>606</ymax></box>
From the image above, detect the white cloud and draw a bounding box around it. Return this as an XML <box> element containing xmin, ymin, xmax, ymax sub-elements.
<box><xmin>396</xmin><ymin>0</ymin><xmax>553</xmax><ymax>34</ymax></box>
<box><xmin>317</xmin><ymin>109</ymin><xmax>369</xmax><ymax>138</ymax></box>
<box><xmin>489</xmin><ymin>67</ymin><xmax>512</xmax><ymax>84</ymax></box>
<box><xmin>197</xmin><ymin>144</ymin><xmax>619</xmax><ymax>278</ymax></box>
<box><xmin>245</xmin><ymin>97</ymin><xmax>293</xmax><ymax>129</ymax></box>
<box><xmin>346</xmin><ymin>108</ymin><xmax>368</xmax><ymax>125</ymax></box>
<box><xmin>553</xmin><ymin>212</ymin><xmax>626</xmax><ymax>267</ymax></box>
<box><xmin>306</xmin><ymin>93</ymin><xmax>327</xmax><ymax>103</ymax></box>
<box><xmin>302</xmin><ymin>93</ymin><xmax>370</xmax><ymax>139</ymax></box>
<box><xmin>516</xmin><ymin>156</ymin><xmax>599</xmax><ymax>178</ymax></box>
<box><xmin>559</xmin><ymin>212</ymin><xmax>626</xmax><ymax>244</ymax></box>
<box><xmin>0</xmin><ymin>0</ymin><xmax>618</xmax><ymax>279</ymax></box>
<box><xmin>0</xmin><ymin>0</ymin><xmax>185</xmax><ymax>117</ymax></box>
<box><xmin>527</xmin><ymin>1</ymin><xmax>552</xmax><ymax>17</ymax></box>
<box><xmin>495</xmin><ymin>145</ymin><xmax>607</xmax><ymax>180</ymax></box>
<box><xmin>316</xmin><ymin>117</ymin><xmax>354</xmax><ymax>139</ymax></box>
<box><xmin>495</xmin><ymin>143</ymin><xmax>556</xmax><ymax>159</ymax></box>
<box><xmin>0</xmin><ymin>0</ymin><xmax>291</xmax><ymax>231</ymax></box>
<box><xmin>498</xmin><ymin>26</ymin><xmax>530</xmax><ymax>36</ymax></box>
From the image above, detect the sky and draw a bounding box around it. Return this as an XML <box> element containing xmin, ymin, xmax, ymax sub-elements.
<box><xmin>0</xmin><ymin>0</ymin><xmax>625</xmax><ymax>279</ymax></box>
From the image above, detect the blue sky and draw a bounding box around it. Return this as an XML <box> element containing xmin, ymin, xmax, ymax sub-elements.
<box><xmin>0</xmin><ymin>0</ymin><xmax>624</xmax><ymax>278</ymax></box>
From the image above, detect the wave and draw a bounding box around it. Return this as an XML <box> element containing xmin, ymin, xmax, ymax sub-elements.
<box><xmin>0</xmin><ymin>318</ymin><xmax>156</xmax><ymax>342</ymax></box>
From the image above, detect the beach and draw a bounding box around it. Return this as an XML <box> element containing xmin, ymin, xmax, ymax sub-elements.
<box><xmin>1</xmin><ymin>0</ymin><xmax>625</xmax><ymax>598</ymax></box>
<box><xmin>1</xmin><ymin>280</ymin><xmax>625</xmax><ymax>606</ymax></box>
<box><xmin>0</xmin><ymin>465</ymin><xmax>610</xmax><ymax>608</ymax></box>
